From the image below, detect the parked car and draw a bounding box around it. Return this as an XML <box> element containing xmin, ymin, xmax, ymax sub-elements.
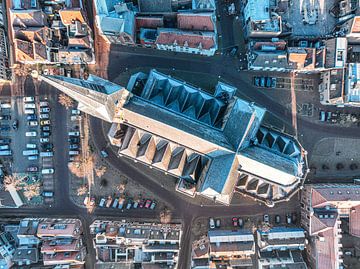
<box><xmin>275</xmin><ymin>215</ymin><xmax>281</xmax><ymax>224</ymax></box>
<box><xmin>260</xmin><ymin>77</ymin><xmax>266</xmax><ymax>87</ymax></box>
<box><xmin>27</xmin><ymin>166</ymin><xmax>38</xmax><ymax>172</ymax></box>
<box><xmin>319</xmin><ymin>111</ymin><xmax>326</xmax><ymax>121</ymax></box>
<box><xmin>100</xmin><ymin>150</ymin><xmax>108</xmax><ymax>158</ymax></box>
<box><xmin>263</xmin><ymin>214</ymin><xmax>270</xmax><ymax>224</ymax></box>
<box><xmin>133</xmin><ymin>201</ymin><xmax>139</xmax><ymax>209</ymax></box>
<box><xmin>254</xmin><ymin>77</ymin><xmax>260</xmax><ymax>86</ymax></box>
<box><xmin>40</xmin><ymin>138</ymin><xmax>49</xmax><ymax>143</ymax></box>
<box><xmin>69</xmin><ymin>144</ymin><xmax>79</xmax><ymax>150</ymax></box>
<box><xmin>150</xmin><ymin>201</ymin><xmax>156</xmax><ymax>210</ymax></box>
<box><xmin>89</xmin><ymin>197</ymin><xmax>96</xmax><ymax>207</ymax></box>
<box><xmin>39</xmin><ymin>113</ymin><xmax>49</xmax><ymax>119</ymax></box>
<box><xmin>118</xmin><ymin>198</ymin><xmax>125</xmax><ymax>209</ymax></box>
<box><xmin>41</xmin><ymin>126</ymin><xmax>51</xmax><ymax>132</ymax></box>
<box><xmin>232</xmin><ymin>217</ymin><xmax>238</xmax><ymax>227</ymax></box>
<box><xmin>24</xmin><ymin>109</ymin><xmax>35</xmax><ymax>114</ymax></box>
<box><xmin>41</xmin><ymin>131</ymin><xmax>51</xmax><ymax>137</ymax></box>
<box><xmin>139</xmin><ymin>199</ymin><xmax>145</xmax><ymax>208</ymax></box>
<box><xmin>145</xmin><ymin>199</ymin><xmax>152</xmax><ymax>208</ymax></box>
<box><xmin>68</xmin><ymin>137</ymin><xmax>80</xmax><ymax>143</ymax></box>
<box><xmin>0</xmin><ymin>115</ymin><xmax>11</xmax><ymax>120</ymax></box>
<box><xmin>40</xmin><ymin>107</ymin><xmax>50</xmax><ymax>113</ymax></box>
<box><xmin>23</xmin><ymin>97</ymin><xmax>35</xmax><ymax>102</ymax></box>
<box><xmin>209</xmin><ymin>218</ymin><xmax>215</xmax><ymax>229</ymax></box>
<box><xmin>41</xmin><ymin>168</ymin><xmax>54</xmax><ymax>174</ymax></box>
<box><xmin>0</xmin><ymin>138</ymin><xmax>11</xmax><ymax>144</ymax></box>
<box><xmin>40</xmin><ymin>120</ymin><xmax>50</xmax><ymax>126</ymax></box>
<box><xmin>42</xmin><ymin>191</ymin><xmax>53</xmax><ymax>197</ymax></box>
<box><xmin>106</xmin><ymin>197</ymin><xmax>113</xmax><ymax>208</ymax></box>
<box><xmin>39</xmin><ymin>101</ymin><xmax>49</xmax><ymax>107</ymax></box>
<box><xmin>71</xmin><ymin>109</ymin><xmax>80</xmax><ymax>115</ymax></box>
<box><xmin>26</xmin><ymin>114</ymin><xmax>37</xmax><ymax>121</ymax></box>
<box><xmin>271</xmin><ymin>77</ymin><xmax>277</xmax><ymax>88</ymax></box>
<box><xmin>266</xmin><ymin>77</ymin><xmax>271</xmax><ymax>88</ymax></box>
<box><xmin>28</xmin><ymin>121</ymin><xmax>38</xmax><ymax>127</ymax></box>
<box><xmin>0</xmin><ymin>126</ymin><xmax>10</xmax><ymax>131</ymax></box>
<box><xmin>24</xmin><ymin>103</ymin><xmax>36</xmax><ymax>109</ymax></box>
<box><xmin>28</xmin><ymin>155</ymin><xmax>38</xmax><ymax>161</ymax></box>
<box><xmin>68</xmin><ymin>131</ymin><xmax>80</xmax><ymax>136</ymax></box>
<box><xmin>126</xmin><ymin>200</ymin><xmax>133</xmax><ymax>210</ymax></box>
<box><xmin>99</xmin><ymin>198</ymin><xmax>106</xmax><ymax>207</ymax></box>
<box><xmin>238</xmin><ymin>218</ymin><xmax>243</xmax><ymax>228</ymax></box>
<box><xmin>25</xmin><ymin>131</ymin><xmax>37</xmax><ymax>137</ymax></box>
<box><xmin>42</xmin><ymin>143</ymin><xmax>53</xmax><ymax>151</ymax></box>
<box><xmin>215</xmin><ymin>219</ymin><xmax>221</xmax><ymax>228</ymax></box>
<box><xmin>112</xmin><ymin>199</ymin><xmax>119</xmax><ymax>208</ymax></box>
<box><xmin>286</xmin><ymin>214</ymin><xmax>292</xmax><ymax>224</ymax></box>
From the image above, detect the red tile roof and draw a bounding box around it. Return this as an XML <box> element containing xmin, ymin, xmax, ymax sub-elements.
<box><xmin>41</xmin><ymin>239</ymin><xmax>80</xmax><ymax>253</ymax></box>
<box><xmin>351</xmin><ymin>17</ymin><xmax>360</xmax><ymax>33</ymax></box>
<box><xmin>315</xmin><ymin>228</ymin><xmax>337</xmax><ymax>269</ymax></box>
<box><xmin>311</xmin><ymin>186</ymin><xmax>360</xmax><ymax>208</ymax></box>
<box><xmin>15</xmin><ymin>39</ymin><xmax>34</xmax><ymax>61</ymax></box>
<box><xmin>59</xmin><ymin>9</ymin><xmax>85</xmax><ymax>26</ymax></box>
<box><xmin>177</xmin><ymin>13</ymin><xmax>214</xmax><ymax>31</ymax></box>
<box><xmin>136</xmin><ymin>16</ymin><xmax>164</xmax><ymax>29</ymax></box>
<box><xmin>350</xmin><ymin>205</ymin><xmax>360</xmax><ymax>238</ymax></box>
<box><xmin>156</xmin><ymin>30</ymin><xmax>215</xmax><ymax>50</ymax></box>
<box><xmin>310</xmin><ymin>215</ymin><xmax>332</xmax><ymax>235</ymax></box>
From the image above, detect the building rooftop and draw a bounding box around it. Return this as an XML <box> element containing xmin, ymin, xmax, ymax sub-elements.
<box><xmin>12</xmin><ymin>247</ymin><xmax>38</xmax><ymax>264</ymax></box>
<box><xmin>177</xmin><ymin>13</ymin><xmax>215</xmax><ymax>32</ymax></box>
<box><xmin>37</xmin><ymin>219</ymin><xmax>82</xmax><ymax>238</ymax></box>
<box><xmin>137</xmin><ymin>0</ymin><xmax>172</xmax><ymax>13</ymax></box>
<box><xmin>59</xmin><ymin>8</ymin><xmax>85</xmax><ymax>26</ymax></box>
<box><xmin>156</xmin><ymin>28</ymin><xmax>216</xmax><ymax>50</ymax></box>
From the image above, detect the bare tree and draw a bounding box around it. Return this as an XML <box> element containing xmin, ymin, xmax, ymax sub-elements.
<box><xmin>116</xmin><ymin>180</ymin><xmax>127</xmax><ymax>193</ymax></box>
<box><xmin>68</xmin><ymin>154</ymin><xmax>95</xmax><ymax>178</ymax></box>
<box><xmin>58</xmin><ymin>93</ymin><xmax>74</xmax><ymax>109</ymax></box>
<box><xmin>23</xmin><ymin>183</ymin><xmax>41</xmax><ymax>201</ymax></box>
<box><xmin>160</xmin><ymin>208</ymin><xmax>172</xmax><ymax>224</ymax></box>
<box><xmin>77</xmin><ymin>185</ymin><xmax>88</xmax><ymax>196</ymax></box>
<box><xmin>3</xmin><ymin>174</ymin><xmax>23</xmax><ymax>191</ymax></box>
<box><xmin>95</xmin><ymin>165</ymin><xmax>107</xmax><ymax>178</ymax></box>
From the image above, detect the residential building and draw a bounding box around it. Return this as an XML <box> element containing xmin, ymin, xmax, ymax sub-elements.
<box><xmin>37</xmin><ymin>219</ymin><xmax>82</xmax><ymax>239</ymax></box>
<box><xmin>208</xmin><ymin>230</ymin><xmax>255</xmax><ymax>268</ymax></box>
<box><xmin>9</xmin><ymin>0</ymin><xmax>94</xmax><ymax>64</ymax></box>
<box><xmin>16</xmin><ymin>219</ymin><xmax>40</xmax><ymax>246</ymax></box>
<box><xmin>90</xmin><ymin>220</ymin><xmax>182</xmax><ymax>267</ymax></box>
<box><xmin>40</xmin><ymin>70</ymin><xmax>308</xmax><ymax>206</ymax></box>
<box><xmin>0</xmin><ymin>5</ymin><xmax>11</xmax><ymax>81</ymax></box>
<box><xmin>243</xmin><ymin>0</ymin><xmax>282</xmax><ymax>38</ymax></box>
<box><xmin>0</xmin><ymin>232</ymin><xmax>16</xmax><ymax>269</ymax></box>
<box><xmin>12</xmin><ymin>247</ymin><xmax>38</xmax><ymax>267</ymax></box>
<box><xmin>301</xmin><ymin>184</ymin><xmax>360</xmax><ymax>269</ymax></box>
<box><xmin>256</xmin><ymin>227</ymin><xmax>307</xmax><ymax>269</ymax></box>
<box><xmin>93</xmin><ymin>0</ymin><xmax>218</xmax><ymax>55</ymax></box>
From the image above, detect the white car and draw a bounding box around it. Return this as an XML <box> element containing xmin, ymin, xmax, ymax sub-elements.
<box><xmin>39</xmin><ymin>113</ymin><xmax>49</xmax><ymax>119</ymax></box>
<box><xmin>209</xmin><ymin>218</ymin><xmax>215</xmax><ymax>229</ymax></box>
<box><xmin>41</xmin><ymin>168</ymin><xmax>54</xmax><ymax>174</ymax></box>
<box><xmin>40</xmin><ymin>107</ymin><xmax>50</xmax><ymax>113</ymax></box>
<box><xmin>25</xmin><ymin>131</ymin><xmax>37</xmax><ymax>137</ymax></box>
<box><xmin>39</xmin><ymin>101</ymin><xmax>49</xmax><ymax>107</ymax></box>
<box><xmin>23</xmin><ymin>97</ymin><xmax>35</xmax><ymax>103</ymax></box>
<box><xmin>40</xmin><ymin>137</ymin><xmax>49</xmax><ymax>143</ymax></box>
<box><xmin>24</xmin><ymin>109</ymin><xmax>35</xmax><ymax>115</ymax></box>
<box><xmin>68</xmin><ymin>131</ymin><xmax>80</xmax><ymax>136</ymax></box>
<box><xmin>24</xmin><ymin>103</ymin><xmax>36</xmax><ymax>109</ymax></box>
<box><xmin>71</xmin><ymin>109</ymin><xmax>80</xmax><ymax>115</ymax></box>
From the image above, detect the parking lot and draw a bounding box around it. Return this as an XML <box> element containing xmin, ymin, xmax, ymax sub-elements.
<box><xmin>0</xmin><ymin>96</ymin><xmax>55</xmax><ymax>205</ymax></box>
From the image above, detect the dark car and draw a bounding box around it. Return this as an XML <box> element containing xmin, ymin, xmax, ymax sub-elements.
<box><xmin>42</xmin><ymin>143</ymin><xmax>53</xmax><ymax>151</ymax></box>
<box><xmin>260</xmin><ymin>77</ymin><xmax>266</xmax><ymax>87</ymax></box>
<box><xmin>12</xmin><ymin>120</ymin><xmax>18</xmax><ymax>130</ymax></box>
<box><xmin>26</xmin><ymin>114</ymin><xmax>37</xmax><ymax>121</ymax></box>
<box><xmin>0</xmin><ymin>115</ymin><xmax>11</xmax><ymax>120</ymax></box>
<box><xmin>275</xmin><ymin>215</ymin><xmax>281</xmax><ymax>224</ymax></box>
<box><xmin>254</xmin><ymin>77</ymin><xmax>260</xmax><ymax>86</ymax></box>
<box><xmin>271</xmin><ymin>77</ymin><xmax>277</xmax><ymax>88</ymax></box>
<box><xmin>41</xmin><ymin>126</ymin><xmax>51</xmax><ymax>132</ymax></box>
<box><xmin>41</xmin><ymin>131</ymin><xmax>51</xmax><ymax>137</ymax></box>
<box><xmin>0</xmin><ymin>125</ymin><xmax>10</xmax><ymax>131</ymax></box>
<box><xmin>0</xmin><ymin>138</ymin><xmax>11</xmax><ymax>144</ymax></box>
<box><xmin>68</xmin><ymin>137</ymin><xmax>80</xmax><ymax>143</ymax></box>
<box><xmin>69</xmin><ymin>144</ymin><xmax>79</xmax><ymax>150</ymax></box>
<box><xmin>266</xmin><ymin>77</ymin><xmax>272</xmax><ymax>88</ymax></box>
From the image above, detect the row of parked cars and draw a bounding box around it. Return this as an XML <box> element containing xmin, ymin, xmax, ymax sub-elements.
<box><xmin>0</xmin><ymin>101</ymin><xmax>13</xmax><ymax>157</ymax></box>
<box><xmin>23</xmin><ymin>97</ymin><xmax>54</xmax><ymax>161</ymax></box>
<box><xmin>68</xmin><ymin>109</ymin><xmax>81</xmax><ymax>162</ymax></box>
<box><xmin>86</xmin><ymin>196</ymin><xmax>157</xmax><ymax>210</ymax></box>
<box><xmin>209</xmin><ymin>213</ymin><xmax>297</xmax><ymax>229</ymax></box>
<box><xmin>253</xmin><ymin>76</ymin><xmax>277</xmax><ymax>88</ymax></box>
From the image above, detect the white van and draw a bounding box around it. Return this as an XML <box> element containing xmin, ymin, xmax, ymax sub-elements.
<box><xmin>25</xmin><ymin>131</ymin><xmax>37</xmax><ymax>137</ymax></box>
<box><xmin>23</xmin><ymin>97</ymin><xmax>35</xmax><ymax>102</ymax></box>
<box><xmin>24</xmin><ymin>103</ymin><xmax>36</xmax><ymax>109</ymax></box>
<box><xmin>26</xmin><ymin>144</ymin><xmax>37</xmax><ymax>149</ymax></box>
<box><xmin>41</xmin><ymin>168</ymin><xmax>54</xmax><ymax>174</ymax></box>
<box><xmin>24</xmin><ymin>109</ymin><xmax>35</xmax><ymax>115</ymax></box>
<box><xmin>68</xmin><ymin>131</ymin><xmax>80</xmax><ymax>137</ymax></box>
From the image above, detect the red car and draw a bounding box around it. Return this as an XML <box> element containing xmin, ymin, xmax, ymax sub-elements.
<box><xmin>89</xmin><ymin>197</ymin><xmax>96</xmax><ymax>207</ymax></box>
<box><xmin>145</xmin><ymin>199</ymin><xmax>152</xmax><ymax>208</ymax></box>
<box><xmin>232</xmin><ymin>217</ymin><xmax>238</xmax><ymax>227</ymax></box>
